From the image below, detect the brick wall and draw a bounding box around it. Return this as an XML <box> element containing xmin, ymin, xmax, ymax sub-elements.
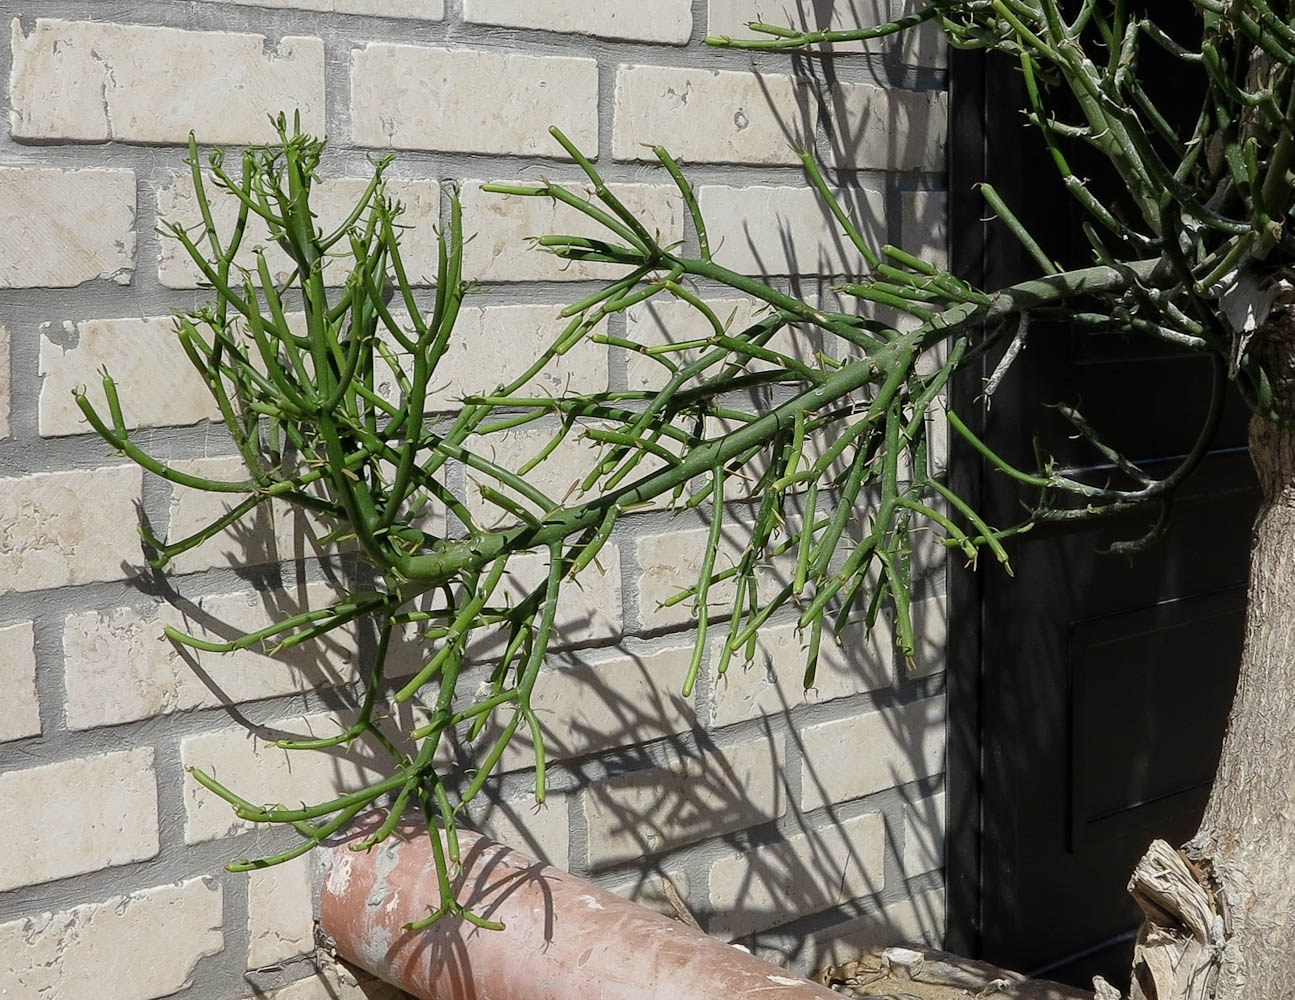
<box><xmin>0</xmin><ymin>3</ymin><xmax>949</xmax><ymax>997</ymax></box>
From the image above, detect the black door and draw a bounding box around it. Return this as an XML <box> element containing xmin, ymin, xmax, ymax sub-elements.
<box><xmin>945</xmin><ymin>23</ymin><xmax>1260</xmax><ymax>990</ymax></box>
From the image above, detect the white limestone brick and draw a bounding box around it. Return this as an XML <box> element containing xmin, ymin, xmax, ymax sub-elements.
<box><xmin>464</xmin><ymin>0</ymin><xmax>691</xmax><ymax>42</ymax></box>
<box><xmin>62</xmin><ymin>583</ymin><xmax>373</xmax><ymax>731</ymax></box>
<box><xmin>39</xmin><ymin>317</ymin><xmax>221</xmax><ymax>436</ymax></box>
<box><xmin>903</xmin><ymin>790</ymin><xmax>945</xmax><ymax>878</ymax></box>
<box><xmin>825</xmin><ymin>83</ymin><xmax>948</xmax><ymax>172</ymax></box>
<box><xmin>0</xmin><ymin>748</ymin><xmax>158</xmax><ymax>891</ymax></box>
<box><xmin>180</xmin><ymin>714</ymin><xmax>389</xmax><ymax>843</ymax></box>
<box><xmin>0</xmin><ymin>620</ymin><xmax>39</xmax><ymax>742</ymax></box>
<box><xmin>708</xmin><ymin>811</ymin><xmax>885</xmax><ymax>938</ymax></box>
<box><xmin>463</xmin><ymin>792</ymin><xmax>571</xmax><ymax>869</ymax></box>
<box><xmin>351</xmin><ymin>44</ymin><xmax>598</xmax><ymax>157</ymax></box>
<box><xmin>709</xmin><ymin>618</ymin><xmax>893</xmax><ymax>728</ymax></box>
<box><xmin>698</xmin><ymin>184</ymin><xmax>883</xmax><ymax>276</ymax></box>
<box><xmin>0</xmin><ymin>167</ymin><xmax>135</xmax><ymax>287</ymax></box>
<box><xmin>0</xmin><ymin>878</ymin><xmax>223</xmax><ymax>1000</ymax></box>
<box><xmin>156</xmin><ymin>175</ymin><xmax>441</xmax><ymax>288</ymax></box>
<box><xmin>247</xmin><ymin>854</ymin><xmax>313</xmax><ymax>969</ymax></box>
<box><xmin>0</xmin><ymin>325</ymin><xmax>8</xmax><ymax>438</ymax></box>
<box><xmin>10</xmin><ymin>19</ymin><xmax>324</xmax><ymax>144</ymax></box>
<box><xmin>0</xmin><ymin>465</ymin><xmax>142</xmax><ymax>594</ymax></box>
<box><xmin>800</xmin><ymin>695</ymin><xmax>945</xmax><ymax>810</ymax></box>
<box><xmin>614</xmin><ymin>65</ymin><xmax>816</xmax><ymax>164</ymax></box>
<box><xmin>708</xmin><ymin>0</ymin><xmax>891</xmax><ymax>54</ymax></box>
<box><xmin>806</xmin><ymin>888</ymin><xmax>946</xmax><ymax>970</ymax></box>
<box><xmin>583</xmin><ymin>734</ymin><xmax>786</xmax><ymax>868</ymax></box>
<box><xmin>459</xmin><ymin>180</ymin><xmax>683</xmax><ymax>282</ymax></box>
<box><xmin>208</xmin><ymin>0</ymin><xmax>443</xmax><ymax>15</ymax></box>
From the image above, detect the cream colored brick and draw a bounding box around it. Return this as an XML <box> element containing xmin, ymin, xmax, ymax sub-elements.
<box><xmin>900</xmin><ymin>190</ymin><xmax>948</xmax><ymax>270</ymax></box>
<box><xmin>708</xmin><ymin>811</ymin><xmax>885</xmax><ymax>938</ymax></box>
<box><xmin>0</xmin><ymin>465</ymin><xmax>141</xmax><ymax>594</ymax></box>
<box><xmin>583</xmin><ymin>734</ymin><xmax>785</xmax><ymax>868</ymax></box>
<box><xmin>428</xmin><ymin>304</ymin><xmax>608</xmax><ymax>412</ymax></box>
<box><xmin>0</xmin><ymin>621</ymin><xmax>38</xmax><ymax>742</ymax></box>
<box><xmin>352</xmin><ymin>44</ymin><xmax>597</xmax><ymax>156</ymax></box>
<box><xmin>0</xmin><ymin>167</ymin><xmax>134</xmax><ymax>287</ymax></box>
<box><xmin>800</xmin><ymin>695</ymin><xmax>945</xmax><ymax>810</ymax></box>
<box><xmin>708</xmin><ymin>0</ymin><xmax>891</xmax><ymax>54</ymax></box>
<box><xmin>623</xmin><ymin>297</ymin><xmax>821</xmax><ymax>391</ymax></box>
<box><xmin>465</xmin><ymin>0</ymin><xmax>690</xmax><ymax>41</ymax></box>
<box><xmin>208</xmin><ymin>0</ymin><xmax>442</xmax><ymax>14</ymax></box>
<box><xmin>181</xmin><ymin>714</ymin><xmax>388</xmax><ymax>843</ymax></box>
<box><xmin>463</xmin><ymin>792</ymin><xmax>570</xmax><ymax>869</ymax></box>
<box><xmin>893</xmin><ymin>0</ymin><xmax>949</xmax><ymax>68</ymax></box>
<box><xmin>39</xmin><ymin>317</ymin><xmax>220</xmax><ymax>436</ymax></box>
<box><xmin>461</xmin><ymin>545</ymin><xmax>623</xmax><ymax>658</ymax></box>
<box><xmin>465</xmin><ymin>421</ymin><xmax>614</xmax><ymax>527</ymax></box>
<box><xmin>907</xmin><ymin>594</ymin><xmax>946</xmax><ymax>679</ymax></box>
<box><xmin>710</xmin><ymin>618</ymin><xmax>892</xmax><ymax>728</ymax></box>
<box><xmin>10</xmin><ymin>20</ymin><xmax>324</xmax><ymax>144</ymax></box>
<box><xmin>903</xmin><ymin>790</ymin><xmax>945</xmax><ymax>878</ymax></box>
<box><xmin>163</xmin><ymin>455</ymin><xmax>349</xmax><ymax>575</ymax></box>
<box><xmin>608</xmin><ymin>871</ymin><xmax>692</xmax><ymax>918</ymax></box>
<box><xmin>825</xmin><ymin>84</ymin><xmax>948</xmax><ymax>172</ymax></box>
<box><xmin>635</xmin><ymin>527</ymin><xmax>794</xmax><ymax>631</ymax></box>
<box><xmin>460</xmin><ymin>181</ymin><xmax>682</xmax><ymax>282</ymax></box>
<box><xmin>807</xmin><ymin>888</ymin><xmax>946</xmax><ymax>971</ymax></box>
<box><xmin>0</xmin><ymin>748</ymin><xmax>157</xmax><ymax>891</ymax></box>
<box><xmin>62</xmin><ymin>583</ymin><xmax>383</xmax><ymax>730</ymax></box>
<box><xmin>476</xmin><ymin>644</ymin><xmax>697</xmax><ymax>772</ymax></box>
<box><xmin>0</xmin><ymin>878</ymin><xmax>222</xmax><ymax>1000</ymax></box>
<box><xmin>614</xmin><ymin>65</ymin><xmax>815</xmax><ymax>165</ymax></box>
<box><xmin>248</xmin><ymin>854</ymin><xmax>313</xmax><ymax>969</ymax></box>
<box><xmin>698</xmin><ymin>184</ymin><xmax>883</xmax><ymax>276</ymax></box>
<box><xmin>157</xmin><ymin>175</ymin><xmax>440</xmax><ymax>289</ymax></box>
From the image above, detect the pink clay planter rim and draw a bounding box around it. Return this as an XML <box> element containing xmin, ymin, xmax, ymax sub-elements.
<box><xmin>318</xmin><ymin>814</ymin><xmax>841</xmax><ymax>1000</ymax></box>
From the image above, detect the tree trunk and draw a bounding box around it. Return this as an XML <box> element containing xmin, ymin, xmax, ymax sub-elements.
<box><xmin>1125</xmin><ymin>319</ymin><xmax>1295</xmax><ymax>1000</ymax></box>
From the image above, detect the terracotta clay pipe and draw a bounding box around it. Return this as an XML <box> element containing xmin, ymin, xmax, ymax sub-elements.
<box><xmin>318</xmin><ymin>813</ymin><xmax>841</xmax><ymax>1000</ymax></box>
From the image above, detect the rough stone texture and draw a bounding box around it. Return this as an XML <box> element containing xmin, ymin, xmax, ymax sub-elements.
<box><xmin>0</xmin><ymin>748</ymin><xmax>158</xmax><ymax>892</ymax></box>
<box><xmin>351</xmin><ymin>44</ymin><xmax>598</xmax><ymax>156</ymax></box>
<box><xmin>806</xmin><ymin>888</ymin><xmax>947</xmax><ymax>971</ymax></box>
<box><xmin>636</xmin><ymin>526</ymin><xmax>795</xmax><ymax>631</ymax></box>
<box><xmin>0</xmin><ymin>878</ymin><xmax>223</xmax><ymax>1000</ymax></box>
<box><xmin>0</xmin><ymin>620</ymin><xmax>39</xmax><ymax>742</ymax></box>
<box><xmin>62</xmin><ymin>584</ymin><xmax>370</xmax><ymax>730</ymax></box>
<box><xmin>698</xmin><ymin>183</ymin><xmax>883</xmax><ymax>276</ymax></box>
<box><xmin>903</xmin><ymin>790</ymin><xmax>946</xmax><ymax>878</ymax></box>
<box><xmin>584</xmin><ymin>734</ymin><xmax>787</xmax><ymax>868</ymax></box>
<box><xmin>825</xmin><ymin>83</ymin><xmax>948</xmax><ymax>172</ymax></box>
<box><xmin>162</xmin><ymin>455</ymin><xmax>346</xmax><ymax>575</ymax></box>
<box><xmin>247</xmin><ymin>854</ymin><xmax>314</xmax><ymax>969</ymax></box>
<box><xmin>180</xmin><ymin>713</ymin><xmax>389</xmax><ymax>843</ymax></box>
<box><xmin>709</xmin><ymin>618</ymin><xmax>893</xmax><ymax>729</ymax></box>
<box><xmin>908</xmin><ymin>594</ymin><xmax>947</xmax><ymax>680</ymax></box>
<box><xmin>800</xmin><ymin>695</ymin><xmax>946</xmax><ymax>811</ymax></box>
<box><xmin>708</xmin><ymin>811</ymin><xmax>886</xmax><ymax>939</ymax></box>
<box><xmin>0</xmin><ymin>465</ymin><xmax>142</xmax><ymax>594</ymax></box>
<box><xmin>0</xmin><ymin>166</ymin><xmax>135</xmax><ymax>287</ymax></box>
<box><xmin>427</xmin><ymin>303</ymin><xmax>609</xmax><ymax>411</ymax></box>
<box><xmin>460</xmin><ymin>181</ymin><xmax>683</xmax><ymax>282</ymax></box>
<box><xmin>209</xmin><ymin>0</ymin><xmax>443</xmax><ymax>15</ymax></box>
<box><xmin>39</xmin><ymin>316</ymin><xmax>221</xmax><ymax>436</ymax></box>
<box><xmin>238</xmin><ymin>958</ymin><xmax>411</xmax><ymax>999</ymax></box>
<box><xmin>156</xmin><ymin>175</ymin><xmax>441</xmax><ymax>288</ymax></box>
<box><xmin>10</xmin><ymin>19</ymin><xmax>325</xmax><ymax>144</ymax></box>
<box><xmin>476</xmin><ymin>643</ymin><xmax>697</xmax><ymax>771</ymax></box>
<box><xmin>614</xmin><ymin>65</ymin><xmax>816</xmax><ymax>165</ymax></box>
<box><xmin>462</xmin><ymin>790</ymin><xmax>571</xmax><ymax>869</ymax></box>
<box><xmin>464</xmin><ymin>0</ymin><xmax>691</xmax><ymax>42</ymax></box>
<box><xmin>607</xmin><ymin>871</ymin><xmax>694</xmax><ymax>920</ymax></box>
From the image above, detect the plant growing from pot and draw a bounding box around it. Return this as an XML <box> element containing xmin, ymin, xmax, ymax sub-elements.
<box><xmin>78</xmin><ymin>0</ymin><xmax>1295</xmax><ymax>995</ymax></box>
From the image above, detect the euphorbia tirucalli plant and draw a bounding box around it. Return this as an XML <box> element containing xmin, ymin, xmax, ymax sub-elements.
<box><xmin>79</xmin><ymin>0</ymin><xmax>1295</xmax><ymax>994</ymax></box>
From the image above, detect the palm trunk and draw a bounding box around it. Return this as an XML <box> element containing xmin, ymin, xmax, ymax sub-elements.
<box><xmin>1126</xmin><ymin>321</ymin><xmax>1295</xmax><ymax>1000</ymax></box>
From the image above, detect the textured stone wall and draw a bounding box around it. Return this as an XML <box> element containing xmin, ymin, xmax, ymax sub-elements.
<box><xmin>0</xmin><ymin>2</ymin><xmax>949</xmax><ymax>997</ymax></box>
